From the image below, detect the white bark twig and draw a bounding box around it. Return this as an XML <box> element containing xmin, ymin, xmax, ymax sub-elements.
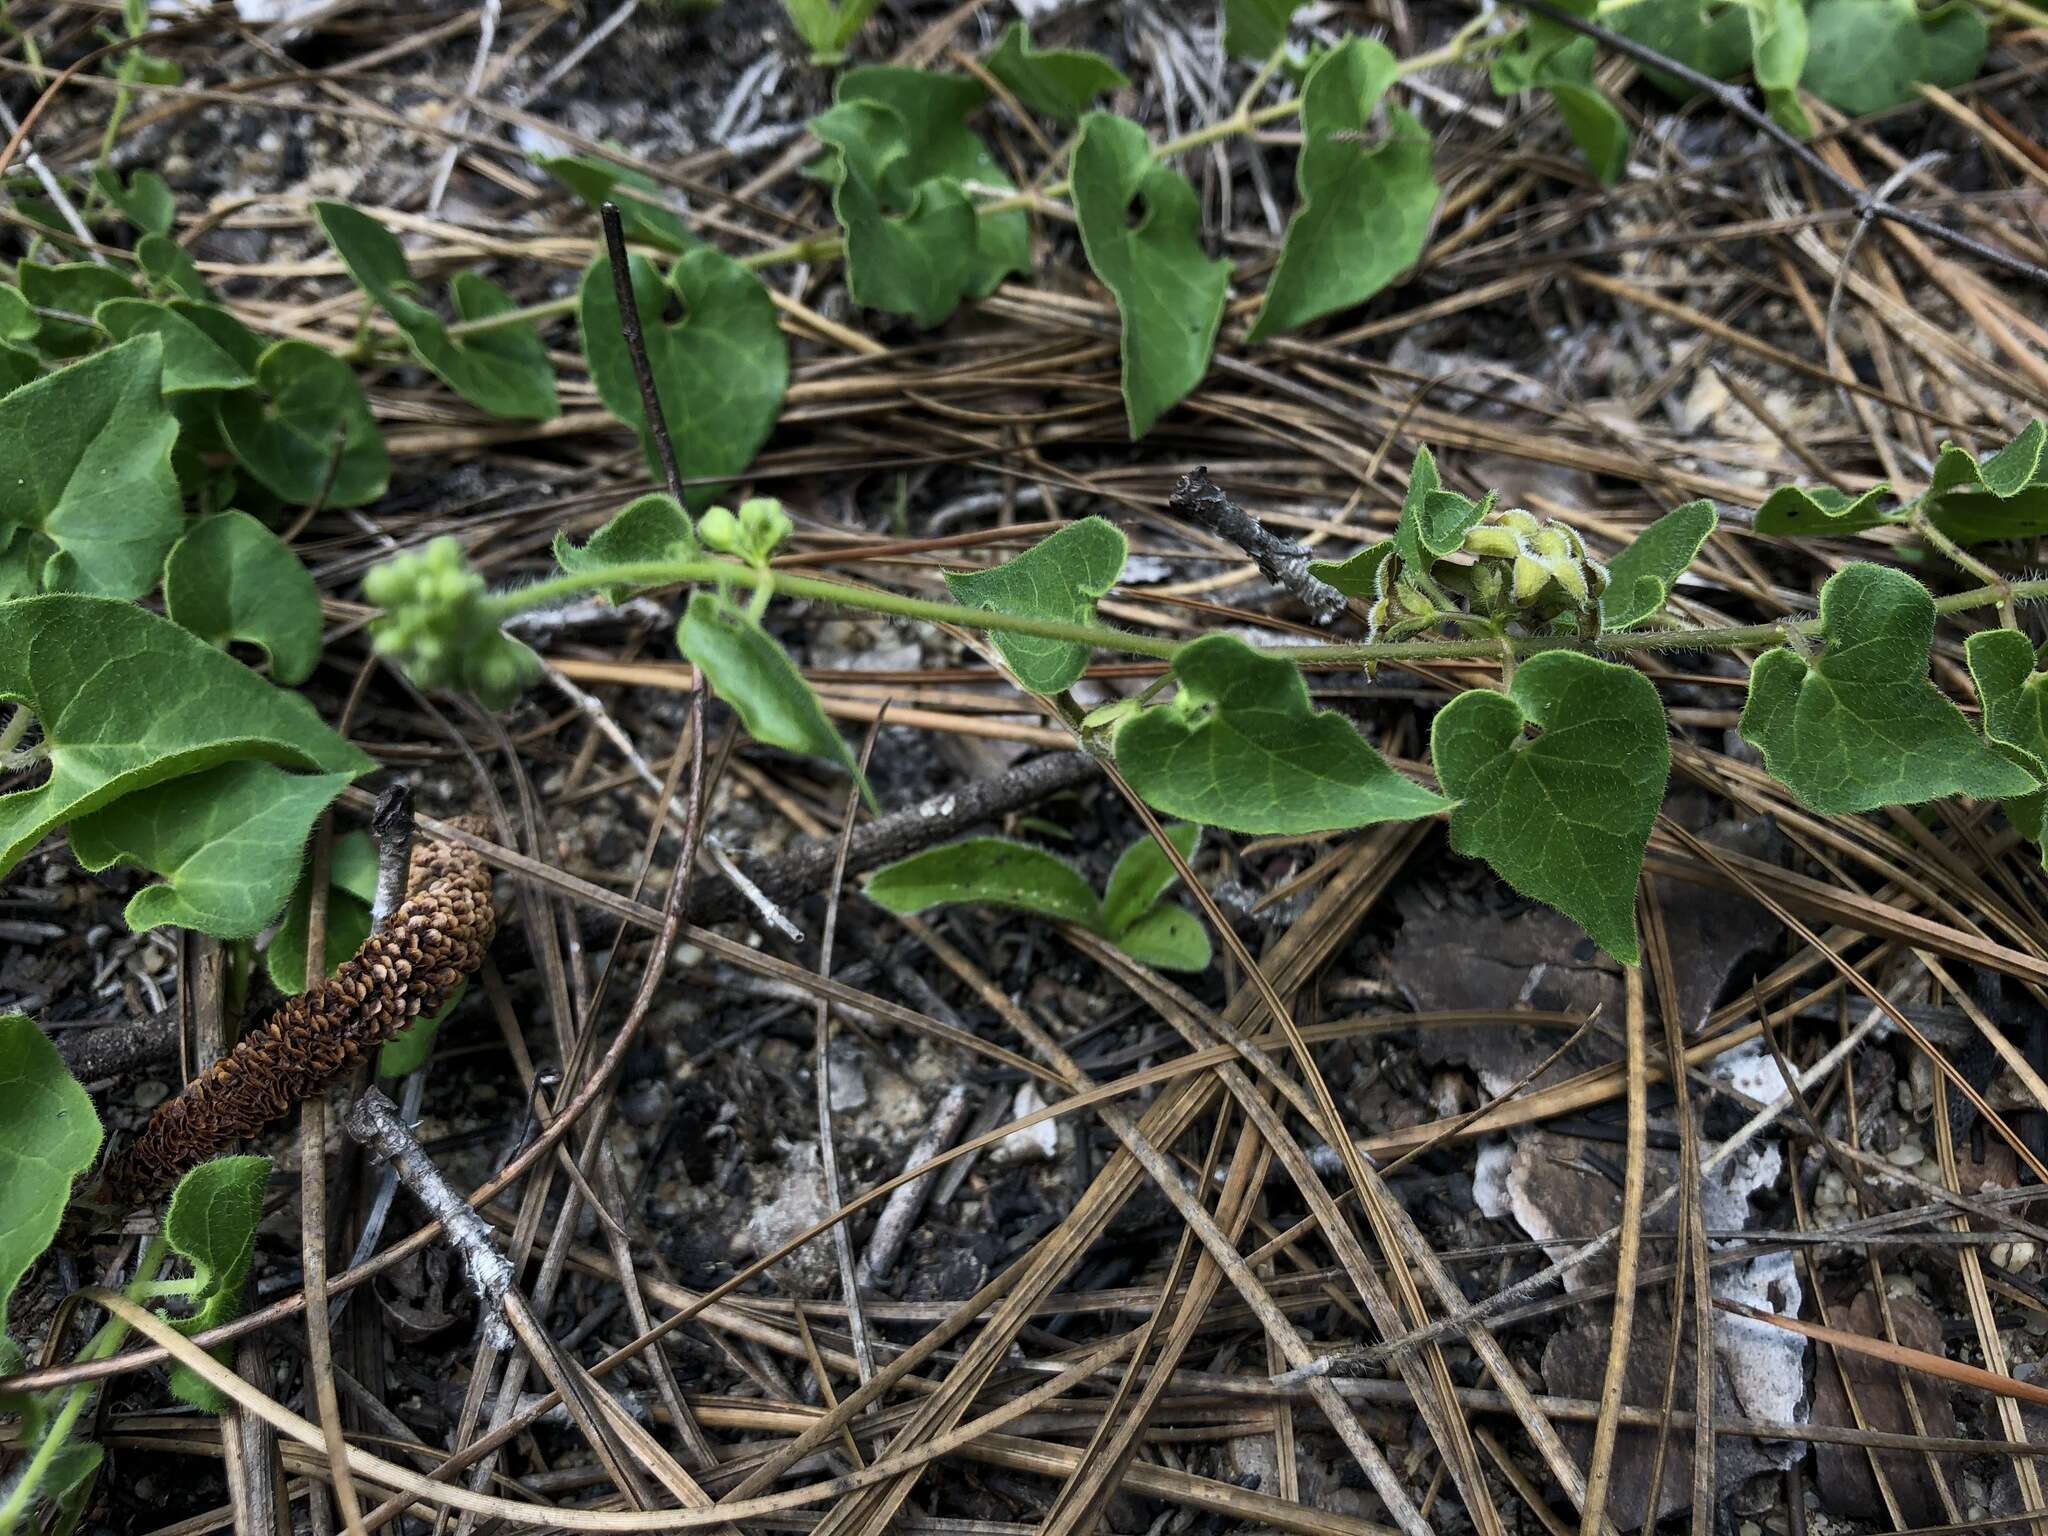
<box><xmin>344</xmin><ymin>1088</ymin><xmax>514</xmax><ymax>1351</ymax></box>
<box><xmin>368</xmin><ymin>782</ymin><xmax>417</xmax><ymax>931</ymax></box>
<box><xmin>855</xmin><ymin>1084</ymin><xmax>974</xmax><ymax>1288</ymax></box>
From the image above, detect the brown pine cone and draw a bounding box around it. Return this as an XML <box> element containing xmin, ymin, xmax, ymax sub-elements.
<box><xmin>107</xmin><ymin>820</ymin><xmax>496</xmax><ymax>1202</ymax></box>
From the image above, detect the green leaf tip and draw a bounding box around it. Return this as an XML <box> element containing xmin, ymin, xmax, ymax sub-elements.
<box><xmin>944</xmin><ymin>517</ymin><xmax>1127</xmax><ymax>693</ymax></box>
<box><xmin>1432</xmin><ymin>651</ymin><xmax>1670</xmax><ymax>964</ymax></box>
<box><xmin>1739</xmin><ymin>562</ymin><xmax>2041</xmax><ymax>814</ymax></box>
<box><xmin>553</xmin><ymin>493</ymin><xmax>696</xmax><ymax>603</ymax></box>
<box><xmin>1965</xmin><ymin>628</ymin><xmax>2048</xmax><ymax>854</ymax></box>
<box><xmin>1115</xmin><ymin>634</ymin><xmax>1448</xmax><ymax>835</ymax></box>
<box><xmin>1599</xmin><ymin>500</ymin><xmax>1716</xmax><ymax>631</ymax></box>
<box><xmin>1071</xmin><ymin>112</ymin><xmax>1229</xmax><ymax>438</ymax></box>
<box><xmin>1250</xmin><ymin>37</ymin><xmax>1438</xmax><ymax>340</ymax></box>
<box><xmin>0</xmin><ymin>1013</ymin><xmax>102</xmax><ymax>1352</ymax></box>
<box><xmin>678</xmin><ymin>593</ymin><xmax>872</xmax><ymax>806</ymax></box>
<box><xmin>986</xmin><ymin>23</ymin><xmax>1127</xmax><ymax>124</ymax></box>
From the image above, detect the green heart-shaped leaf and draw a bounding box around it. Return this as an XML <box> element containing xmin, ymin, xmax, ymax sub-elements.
<box><xmin>0</xmin><ymin>336</ymin><xmax>181</xmax><ymax>598</ymax></box>
<box><xmin>1115</xmin><ymin>634</ymin><xmax>1449</xmax><ymax>834</ymax></box>
<box><xmin>1753</xmin><ymin>482</ymin><xmax>1896</xmax><ymax>539</ymax></box>
<box><xmin>163</xmin><ymin>511</ymin><xmax>324</xmax><ymax>683</ymax></box>
<box><xmin>944</xmin><ymin>517</ymin><xmax>1127</xmax><ymax>693</ymax></box>
<box><xmin>1101</xmin><ymin>822</ymin><xmax>1200</xmax><ymax>938</ymax></box>
<box><xmin>315</xmin><ymin>201</ymin><xmax>557</xmax><ymax>421</ymax></box>
<box><xmin>0</xmin><ymin>595</ymin><xmax>373</xmax><ymax>878</ymax></box>
<box><xmin>553</xmin><ymin>492</ymin><xmax>695</xmax><ymax>602</ymax></box>
<box><xmin>1739</xmin><ymin>563</ymin><xmax>2040</xmax><ymax>813</ymax></box>
<box><xmin>18</xmin><ymin>262</ymin><xmax>140</xmax><ymax>358</ymax></box>
<box><xmin>1110</xmin><ymin>903</ymin><xmax>1211</xmax><ymax>971</ymax></box>
<box><xmin>578</xmin><ymin>250</ymin><xmax>787</xmax><ymax>507</ymax></box>
<box><xmin>1599</xmin><ymin>500</ymin><xmax>1716</xmax><ymax>631</ymax></box>
<box><xmin>68</xmin><ymin>761</ymin><xmax>353</xmax><ymax>938</ymax></box>
<box><xmin>1250</xmin><ymin>38</ymin><xmax>1438</xmax><ymax>340</ymax></box>
<box><xmin>1916</xmin><ymin>421</ymin><xmax>2048</xmax><ymax>545</ymax></box>
<box><xmin>95</xmin><ymin>299</ymin><xmax>253</xmax><ymax>394</ymax></box>
<box><xmin>215</xmin><ymin>340</ymin><xmax>388</xmax><ymax>509</ymax></box>
<box><xmin>263</xmin><ymin>830</ymin><xmax>377</xmax><ymax>995</ymax></box>
<box><xmin>1072</xmin><ymin>112</ymin><xmax>1230</xmax><ymax>437</ymax></box>
<box><xmin>162</xmin><ymin>1155</ymin><xmax>270</xmax><ymax>1411</ymax></box>
<box><xmin>1432</xmin><ymin>651</ymin><xmax>1669</xmax><ymax>963</ymax></box>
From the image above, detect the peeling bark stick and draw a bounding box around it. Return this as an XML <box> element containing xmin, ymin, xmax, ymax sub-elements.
<box><xmin>343</xmin><ymin>1087</ymin><xmax>515</xmax><ymax>1351</ymax></box>
<box><xmin>1168</xmin><ymin>468</ymin><xmax>1348</xmax><ymax>625</ymax></box>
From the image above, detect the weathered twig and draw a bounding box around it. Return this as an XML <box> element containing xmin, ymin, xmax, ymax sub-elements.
<box><xmin>368</xmin><ymin>782</ymin><xmax>416</xmax><ymax>930</ymax></box>
<box><xmin>343</xmin><ymin>1087</ymin><xmax>513</xmax><ymax>1350</ymax></box>
<box><xmin>1510</xmin><ymin>0</ymin><xmax>2048</xmax><ymax>289</ymax></box>
<box><xmin>1168</xmin><ymin>468</ymin><xmax>1348</xmax><ymax>624</ymax></box>
<box><xmin>855</xmin><ymin>1084</ymin><xmax>975</xmax><ymax>1288</ymax></box>
<box><xmin>600</xmin><ymin>201</ymin><xmax>688</xmax><ymax>506</ymax></box>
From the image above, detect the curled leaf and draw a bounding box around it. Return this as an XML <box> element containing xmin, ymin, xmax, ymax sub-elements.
<box><xmin>1071</xmin><ymin>112</ymin><xmax>1229</xmax><ymax>437</ymax></box>
<box><xmin>164</xmin><ymin>511</ymin><xmax>324</xmax><ymax>683</ymax></box>
<box><xmin>1599</xmin><ymin>500</ymin><xmax>1717</xmax><ymax>631</ymax></box>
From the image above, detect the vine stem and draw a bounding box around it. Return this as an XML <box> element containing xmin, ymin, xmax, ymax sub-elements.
<box><xmin>485</xmin><ymin>559</ymin><xmax>2048</xmax><ymax>669</ymax></box>
<box><xmin>0</xmin><ymin>704</ymin><xmax>31</xmax><ymax>758</ymax></box>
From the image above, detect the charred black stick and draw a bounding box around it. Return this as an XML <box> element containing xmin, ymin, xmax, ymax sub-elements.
<box><xmin>1169</xmin><ymin>468</ymin><xmax>1347</xmax><ymax>625</ymax></box>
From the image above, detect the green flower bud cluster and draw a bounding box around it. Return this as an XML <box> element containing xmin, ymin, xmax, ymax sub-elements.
<box><xmin>363</xmin><ymin>536</ymin><xmax>541</xmax><ymax>709</ymax></box>
<box><xmin>697</xmin><ymin>498</ymin><xmax>792</xmax><ymax>568</ymax></box>
<box><xmin>1450</xmin><ymin>507</ymin><xmax>1610</xmax><ymax>627</ymax></box>
<box><xmin>1353</xmin><ymin>507</ymin><xmax>1611</xmax><ymax>645</ymax></box>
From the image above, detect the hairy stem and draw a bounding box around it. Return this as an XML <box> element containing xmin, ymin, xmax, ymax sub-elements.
<box><xmin>487</xmin><ymin>560</ymin><xmax>2048</xmax><ymax>671</ymax></box>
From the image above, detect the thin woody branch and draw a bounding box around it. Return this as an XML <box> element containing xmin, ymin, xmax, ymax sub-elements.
<box><xmin>1168</xmin><ymin>468</ymin><xmax>1349</xmax><ymax>625</ymax></box>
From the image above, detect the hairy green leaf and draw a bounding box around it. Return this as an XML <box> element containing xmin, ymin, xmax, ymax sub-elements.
<box><xmin>1394</xmin><ymin>446</ymin><xmax>1493</xmax><ymax>572</ymax></box>
<box><xmin>1752</xmin><ymin>481</ymin><xmax>1895</xmax><ymax>538</ymax></box>
<box><xmin>1110</xmin><ymin>902</ymin><xmax>1212</xmax><ymax>971</ymax></box>
<box><xmin>95</xmin><ymin>299</ymin><xmax>254</xmax><ymax>394</ymax></box>
<box><xmin>553</xmin><ymin>492</ymin><xmax>695</xmax><ymax>603</ymax></box>
<box><xmin>811</xmin><ymin>69</ymin><xmax>1031</xmax><ymax>328</ymax></box>
<box><xmin>1250</xmin><ymin>38</ymin><xmax>1438</xmax><ymax>339</ymax></box>
<box><xmin>1916</xmin><ymin>421</ymin><xmax>2048</xmax><ymax>544</ymax></box>
<box><xmin>1739</xmin><ymin>563</ymin><xmax>2039</xmax><ymax>813</ymax></box>
<box><xmin>986</xmin><ymin>23</ymin><xmax>1128</xmax><ymax>123</ymax></box>
<box><xmin>68</xmin><ymin>762</ymin><xmax>351</xmax><ymax>939</ymax></box>
<box><xmin>0</xmin><ymin>342</ymin><xmax>39</xmax><ymax>398</ymax></box>
<box><xmin>215</xmin><ymin>340</ymin><xmax>388</xmax><ymax>509</ymax></box>
<box><xmin>1101</xmin><ymin>822</ymin><xmax>1200</xmax><ymax>937</ymax></box>
<box><xmin>1115</xmin><ymin>634</ymin><xmax>1449</xmax><ymax>834</ymax></box>
<box><xmin>0</xmin><ymin>336</ymin><xmax>181</xmax><ymax>598</ymax></box>
<box><xmin>1600</xmin><ymin>500</ymin><xmax>1717</xmax><ymax>631</ymax></box>
<box><xmin>943</xmin><ymin>517</ymin><xmax>1126</xmax><ymax>693</ymax></box>
<box><xmin>0</xmin><ymin>1013</ymin><xmax>102</xmax><ymax>1353</ymax></box>
<box><xmin>1309</xmin><ymin>539</ymin><xmax>1394</xmax><ymax>599</ymax></box>
<box><xmin>0</xmin><ymin>285</ymin><xmax>36</xmax><ymax>347</ymax></box>
<box><xmin>1535</xmin><ymin>43</ymin><xmax>1630</xmax><ymax>183</ymax></box>
<box><xmin>1224</xmin><ymin>0</ymin><xmax>1297</xmax><ymax>57</ymax></box>
<box><xmin>865</xmin><ymin>837</ymin><xmax>1102</xmax><ymax>926</ymax></box>
<box><xmin>1965</xmin><ymin>628</ymin><xmax>2048</xmax><ymax>848</ymax></box>
<box><xmin>163</xmin><ymin>511</ymin><xmax>324</xmax><ymax>683</ymax></box>
<box><xmin>1801</xmin><ymin>0</ymin><xmax>1985</xmax><ymax>115</ymax></box>
<box><xmin>92</xmin><ymin>166</ymin><xmax>174</xmax><ymax>237</ymax></box>
<box><xmin>539</xmin><ymin>153</ymin><xmax>694</xmax><ymax>252</ymax></box>
<box><xmin>315</xmin><ymin>201</ymin><xmax>558</xmax><ymax>421</ymax></box>
<box><xmin>162</xmin><ymin>1155</ymin><xmax>269</xmax><ymax>1412</ymax></box>
<box><xmin>578</xmin><ymin>250</ymin><xmax>787</xmax><ymax>506</ymax></box>
<box><xmin>0</xmin><ymin>595</ymin><xmax>373</xmax><ymax>878</ymax></box>
<box><xmin>263</xmin><ymin>830</ymin><xmax>377</xmax><ymax>995</ymax></box>
<box><xmin>18</xmin><ymin>262</ymin><xmax>140</xmax><ymax>358</ymax></box>
<box><xmin>1432</xmin><ymin>651</ymin><xmax>1668</xmax><ymax>963</ymax></box>
<box><xmin>679</xmin><ymin>593</ymin><xmax>870</xmax><ymax>802</ymax></box>
<box><xmin>1072</xmin><ymin>112</ymin><xmax>1229</xmax><ymax>437</ymax></box>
